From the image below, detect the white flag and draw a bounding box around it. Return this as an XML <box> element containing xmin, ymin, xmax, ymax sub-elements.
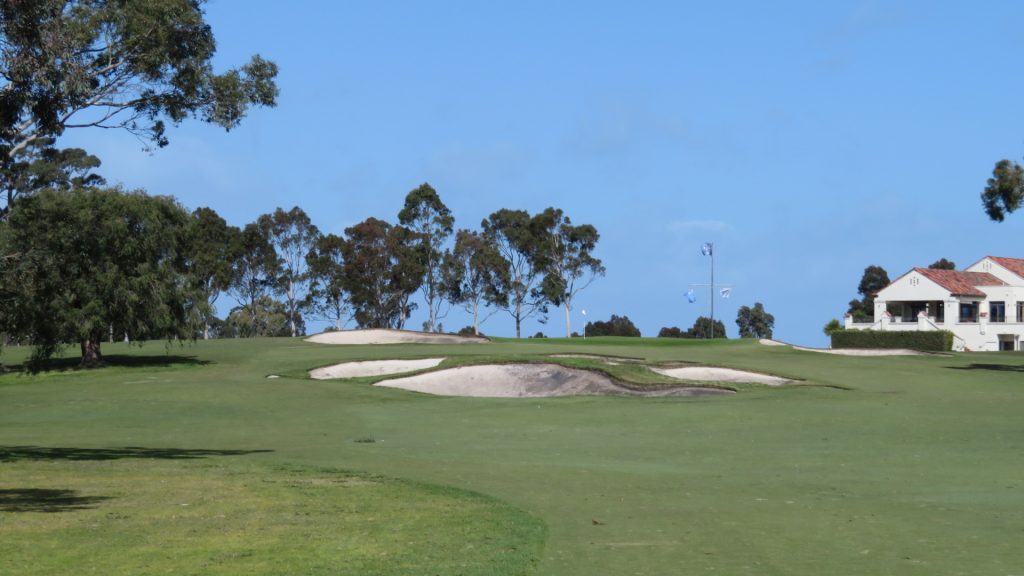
<box><xmin>720</xmin><ymin>287</ymin><xmax>731</xmax><ymax>299</ymax></box>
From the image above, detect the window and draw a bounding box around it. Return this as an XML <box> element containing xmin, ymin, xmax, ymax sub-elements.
<box><xmin>990</xmin><ymin>302</ymin><xmax>1006</xmax><ymax>323</ymax></box>
<box><xmin>1018</xmin><ymin>302</ymin><xmax>1024</xmax><ymax>323</ymax></box>
<box><xmin>959</xmin><ymin>302</ymin><xmax>978</xmax><ymax>323</ymax></box>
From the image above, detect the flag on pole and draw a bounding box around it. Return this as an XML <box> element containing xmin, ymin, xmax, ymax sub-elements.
<box><xmin>720</xmin><ymin>287</ymin><xmax>731</xmax><ymax>299</ymax></box>
<box><xmin>581</xmin><ymin>309</ymin><xmax>587</xmax><ymax>316</ymax></box>
<box><xmin>700</xmin><ymin>242</ymin><xmax>713</xmax><ymax>256</ymax></box>
<box><xmin>685</xmin><ymin>289</ymin><xmax>697</xmax><ymax>303</ymax></box>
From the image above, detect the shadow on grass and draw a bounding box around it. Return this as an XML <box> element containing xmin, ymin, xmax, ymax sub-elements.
<box><xmin>0</xmin><ymin>446</ymin><xmax>272</xmax><ymax>462</ymax></box>
<box><xmin>0</xmin><ymin>488</ymin><xmax>110</xmax><ymax>513</ymax></box>
<box><xmin>4</xmin><ymin>354</ymin><xmax>211</xmax><ymax>374</ymax></box>
<box><xmin>948</xmin><ymin>363</ymin><xmax>1024</xmax><ymax>373</ymax></box>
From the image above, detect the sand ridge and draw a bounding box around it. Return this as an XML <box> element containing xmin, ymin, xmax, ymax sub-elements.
<box><xmin>652</xmin><ymin>366</ymin><xmax>795</xmax><ymax>386</ymax></box>
<box><xmin>374</xmin><ymin>363</ymin><xmax>732</xmax><ymax>398</ymax></box>
<box><xmin>310</xmin><ymin>358</ymin><xmax>446</xmax><ymax>380</ymax></box>
<box><xmin>306</xmin><ymin>329</ymin><xmax>488</xmax><ymax>345</ymax></box>
<box><xmin>758</xmin><ymin>339</ymin><xmax>929</xmax><ymax>356</ymax></box>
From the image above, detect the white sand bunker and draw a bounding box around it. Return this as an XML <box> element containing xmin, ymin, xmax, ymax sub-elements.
<box><xmin>375</xmin><ymin>364</ymin><xmax>731</xmax><ymax>398</ymax></box>
<box><xmin>310</xmin><ymin>358</ymin><xmax>446</xmax><ymax>380</ymax></box>
<box><xmin>758</xmin><ymin>339</ymin><xmax>929</xmax><ymax>356</ymax></box>
<box><xmin>653</xmin><ymin>366</ymin><xmax>795</xmax><ymax>386</ymax></box>
<box><xmin>306</xmin><ymin>329</ymin><xmax>487</xmax><ymax>345</ymax></box>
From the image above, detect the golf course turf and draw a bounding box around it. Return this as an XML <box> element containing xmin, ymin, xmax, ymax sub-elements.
<box><xmin>1</xmin><ymin>336</ymin><xmax>1023</xmax><ymax>575</ymax></box>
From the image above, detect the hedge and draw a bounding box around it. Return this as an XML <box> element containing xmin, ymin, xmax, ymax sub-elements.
<box><xmin>830</xmin><ymin>330</ymin><xmax>954</xmax><ymax>352</ymax></box>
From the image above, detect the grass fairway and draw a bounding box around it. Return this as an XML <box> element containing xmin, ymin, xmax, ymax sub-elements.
<box><xmin>2</xmin><ymin>337</ymin><xmax>1023</xmax><ymax>575</ymax></box>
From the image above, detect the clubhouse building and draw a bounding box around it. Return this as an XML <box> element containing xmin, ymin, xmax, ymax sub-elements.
<box><xmin>843</xmin><ymin>256</ymin><xmax>1024</xmax><ymax>352</ymax></box>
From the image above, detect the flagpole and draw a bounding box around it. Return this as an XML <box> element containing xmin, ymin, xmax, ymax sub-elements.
<box><xmin>709</xmin><ymin>246</ymin><xmax>714</xmax><ymax>339</ymax></box>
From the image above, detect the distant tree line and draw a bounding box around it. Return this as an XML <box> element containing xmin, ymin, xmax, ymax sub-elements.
<box><xmin>0</xmin><ymin>182</ymin><xmax>605</xmax><ymax>367</ymax></box>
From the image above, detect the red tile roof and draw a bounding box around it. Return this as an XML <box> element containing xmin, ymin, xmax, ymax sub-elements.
<box><xmin>914</xmin><ymin>268</ymin><xmax>1005</xmax><ymax>297</ymax></box>
<box><xmin>988</xmin><ymin>256</ymin><xmax>1024</xmax><ymax>279</ymax></box>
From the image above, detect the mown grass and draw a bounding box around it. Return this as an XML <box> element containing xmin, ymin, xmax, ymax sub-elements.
<box><xmin>2</xmin><ymin>336</ymin><xmax>1024</xmax><ymax>575</ymax></box>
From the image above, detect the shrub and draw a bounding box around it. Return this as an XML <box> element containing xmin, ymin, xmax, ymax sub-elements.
<box><xmin>658</xmin><ymin>326</ymin><xmax>686</xmax><ymax>338</ymax></box>
<box><xmin>823</xmin><ymin>318</ymin><xmax>843</xmax><ymax>336</ymax></box>
<box><xmin>586</xmin><ymin>315</ymin><xmax>641</xmax><ymax>337</ymax></box>
<box><xmin>456</xmin><ymin>326</ymin><xmax>483</xmax><ymax>337</ymax></box>
<box><xmin>831</xmin><ymin>330</ymin><xmax>953</xmax><ymax>351</ymax></box>
<box><xmin>530</xmin><ymin>331</ymin><xmax>547</xmax><ymax>339</ymax></box>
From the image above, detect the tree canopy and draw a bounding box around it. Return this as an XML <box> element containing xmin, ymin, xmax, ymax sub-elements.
<box><xmin>1</xmin><ymin>187</ymin><xmax>200</xmax><ymax>367</ymax></box>
<box><xmin>442</xmin><ymin>229</ymin><xmax>508</xmax><ymax>335</ymax></box>
<box><xmin>848</xmin><ymin>265</ymin><xmax>889</xmax><ymax>319</ymax></box>
<box><xmin>735</xmin><ymin>302</ymin><xmax>774</xmax><ymax>339</ymax></box>
<box><xmin>482</xmin><ymin>209</ymin><xmax>550</xmax><ymax>338</ymax></box>
<box><xmin>398</xmin><ymin>183</ymin><xmax>453</xmax><ymax>333</ymax></box>
<box><xmin>0</xmin><ymin>0</ymin><xmax>278</xmax><ymax>162</ymax></box>
<box><xmin>341</xmin><ymin>217</ymin><xmax>423</xmax><ymax>329</ymax></box>
<box><xmin>584</xmin><ymin>315</ymin><xmax>640</xmax><ymax>337</ymax></box>
<box><xmin>980</xmin><ymin>159</ymin><xmax>1024</xmax><ymax>222</ymax></box>
<box><xmin>928</xmin><ymin>258</ymin><xmax>956</xmax><ymax>270</ymax></box>
<box><xmin>536</xmin><ymin>208</ymin><xmax>604</xmax><ymax>338</ymax></box>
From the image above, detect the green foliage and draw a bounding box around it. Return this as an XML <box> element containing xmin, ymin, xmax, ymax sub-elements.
<box><xmin>221</xmin><ymin>296</ymin><xmax>304</xmax><ymax>338</ymax></box>
<box><xmin>535</xmin><ymin>207</ymin><xmax>605</xmax><ymax>337</ymax></box>
<box><xmin>341</xmin><ymin>217</ymin><xmax>423</xmax><ymax>329</ymax></box>
<box><xmin>0</xmin><ymin>0</ymin><xmax>278</xmax><ymax>161</ymax></box>
<box><xmin>1</xmin><ymin>187</ymin><xmax>201</xmax><ymax>367</ymax></box>
<box><xmin>481</xmin><ymin>208</ymin><xmax>551</xmax><ymax>338</ymax></box>
<box><xmin>928</xmin><ymin>258</ymin><xmax>956</xmax><ymax>270</ymax></box>
<box><xmin>443</xmin><ymin>229</ymin><xmax>509</xmax><ymax>336</ymax></box>
<box><xmin>822</xmin><ymin>318</ymin><xmax>843</xmax><ymax>336</ymax></box>
<box><xmin>185</xmin><ymin>207</ymin><xmax>240</xmax><ymax>339</ymax></box>
<box><xmin>398</xmin><ymin>183</ymin><xmax>454</xmax><ymax>333</ymax></box>
<box><xmin>657</xmin><ymin>326</ymin><xmax>686</xmax><ymax>338</ymax></box>
<box><xmin>585</xmin><ymin>314</ymin><xmax>641</xmax><ymax>337</ymax></box>
<box><xmin>848</xmin><ymin>265</ymin><xmax>889</xmax><ymax>318</ymax></box>
<box><xmin>259</xmin><ymin>207</ymin><xmax>319</xmax><ymax>338</ymax></box>
<box><xmin>689</xmin><ymin>316</ymin><xmax>727</xmax><ymax>339</ymax></box>
<box><xmin>306</xmin><ymin>233</ymin><xmax>350</xmax><ymax>331</ymax></box>
<box><xmin>227</xmin><ymin>220</ymin><xmax>280</xmax><ymax>336</ymax></box>
<box><xmin>831</xmin><ymin>330</ymin><xmax>953</xmax><ymax>351</ymax></box>
<box><xmin>981</xmin><ymin>159</ymin><xmax>1024</xmax><ymax>221</ymax></box>
<box><xmin>1</xmin><ymin>138</ymin><xmax>105</xmax><ymax>219</ymax></box>
<box><xmin>735</xmin><ymin>302</ymin><xmax>774</xmax><ymax>339</ymax></box>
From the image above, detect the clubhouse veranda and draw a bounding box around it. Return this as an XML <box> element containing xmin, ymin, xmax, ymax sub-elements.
<box><xmin>844</xmin><ymin>255</ymin><xmax>1024</xmax><ymax>351</ymax></box>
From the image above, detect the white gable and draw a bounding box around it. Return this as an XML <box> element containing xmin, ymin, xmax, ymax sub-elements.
<box><xmin>876</xmin><ymin>270</ymin><xmax>956</xmax><ymax>302</ymax></box>
<box><xmin>965</xmin><ymin>257</ymin><xmax>1024</xmax><ymax>286</ymax></box>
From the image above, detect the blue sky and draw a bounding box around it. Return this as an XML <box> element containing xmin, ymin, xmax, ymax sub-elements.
<box><xmin>66</xmin><ymin>1</ymin><xmax>1024</xmax><ymax>345</ymax></box>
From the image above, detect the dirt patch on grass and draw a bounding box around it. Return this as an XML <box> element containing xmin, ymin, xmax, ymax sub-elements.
<box><xmin>306</xmin><ymin>329</ymin><xmax>488</xmax><ymax>345</ymax></box>
<box><xmin>653</xmin><ymin>366</ymin><xmax>795</xmax><ymax>386</ymax></box>
<box><xmin>375</xmin><ymin>364</ymin><xmax>731</xmax><ymax>398</ymax></box>
<box><xmin>310</xmin><ymin>358</ymin><xmax>446</xmax><ymax>380</ymax></box>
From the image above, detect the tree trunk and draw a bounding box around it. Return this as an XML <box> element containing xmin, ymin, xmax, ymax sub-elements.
<box><xmin>204</xmin><ymin>321</ymin><xmax>210</xmax><ymax>340</ymax></box>
<box><xmin>288</xmin><ymin>279</ymin><xmax>297</xmax><ymax>337</ymax></box>
<box><xmin>473</xmin><ymin>300</ymin><xmax>479</xmax><ymax>335</ymax></box>
<box><xmin>515</xmin><ymin>300</ymin><xmax>522</xmax><ymax>338</ymax></box>
<box><xmin>564</xmin><ymin>303</ymin><xmax>571</xmax><ymax>338</ymax></box>
<box><xmin>80</xmin><ymin>335</ymin><xmax>103</xmax><ymax>367</ymax></box>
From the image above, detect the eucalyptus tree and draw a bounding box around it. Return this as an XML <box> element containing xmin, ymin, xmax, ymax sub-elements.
<box><xmin>259</xmin><ymin>207</ymin><xmax>319</xmax><ymax>337</ymax></box>
<box><xmin>980</xmin><ymin>159</ymin><xmax>1024</xmax><ymax>222</ymax></box>
<box><xmin>228</xmin><ymin>220</ymin><xmax>281</xmax><ymax>337</ymax></box>
<box><xmin>1</xmin><ymin>138</ymin><xmax>105</xmax><ymax>220</ymax></box>
<box><xmin>0</xmin><ymin>0</ymin><xmax>278</xmax><ymax>163</ymax></box>
<box><xmin>2</xmin><ymin>187</ymin><xmax>201</xmax><ymax>367</ymax></box>
<box><xmin>535</xmin><ymin>208</ymin><xmax>605</xmax><ymax>338</ymax></box>
<box><xmin>341</xmin><ymin>218</ymin><xmax>424</xmax><ymax>329</ymax></box>
<box><xmin>847</xmin><ymin>265</ymin><xmax>889</xmax><ymax>320</ymax></box>
<box><xmin>306</xmin><ymin>233</ymin><xmax>351</xmax><ymax>331</ymax></box>
<box><xmin>442</xmin><ymin>229</ymin><xmax>509</xmax><ymax>336</ymax></box>
<box><xmin>735</xmin><ymin>302</ymin><xmax>775</xmax><ymax>339</ymax></box>
<box><xmin>398</xmin><ymin>183</ymin><xmax>454</xmax><ymax>333</ymax></box>
<box><xmin>185</xmin><ymin>207</ymin><xmax>240</xmax><ymax>339</ymax></box>
<box><xmin>481</xmin><ymin>209</ymin><xmax>551</xmax><ymax>338</ymax></box>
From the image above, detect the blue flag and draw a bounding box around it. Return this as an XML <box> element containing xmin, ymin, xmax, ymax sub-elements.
<box><xmin>720</xmin><ymin>287</ymin><xmax>731</xmax><ymax>299</ymax></box>
<box><xmin>686</xmin><ymin>289</ymin><xmax>697</xmax><ymax>303</ymax></box>
<box><xmin>701</xmin><ymin>242</ymin><xmax>713</xmax><ymax>256</ymax></box>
